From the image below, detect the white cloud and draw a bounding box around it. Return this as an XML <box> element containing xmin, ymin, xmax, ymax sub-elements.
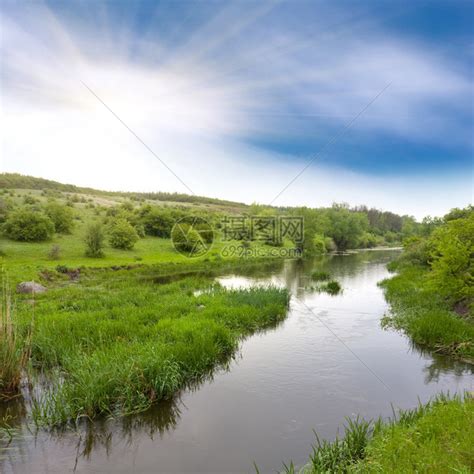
<box><xmin>1</xmin><ymin>2</ymin><xmax>472</xmax><ymax>218</ymax></box>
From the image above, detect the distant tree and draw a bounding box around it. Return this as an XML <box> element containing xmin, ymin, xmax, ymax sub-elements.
<box><xmin>3</xmin><ymin>208</ymin><xmax>54</xmax><ymax>242</ymax></box>
<box><xmin>444</xmin><ymin>206</ymin><xmax>474</xmax><ymax>222</ymax></box>
<box><xmin>108</xmin><ymin>219</ymin><xmax>139</xmax><ymax>250</ymax></box>
<box><xmin>84</xmin><ymin>223</ymin><xmax>105</xmax><ymax>257</ymax></box>
<box><xmin>326</xmin><ymin>207</ymin><xmax>368</xmax><ymax>250</ymax></box>
<box><xmin>45</xmin><ymin>201</ymin><xmax>74</xmax><ymax>233</ymax></box>
<box><xmin>420</xmin><ymin>216</ymin><xmax>443</xmax><ymax>237</ymax></box>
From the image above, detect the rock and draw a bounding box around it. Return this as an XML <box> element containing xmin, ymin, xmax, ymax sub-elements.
<box><xmin>16</xmin><ymin>281</ymin><xmax>47</xmax><ymax>294</ymax></box>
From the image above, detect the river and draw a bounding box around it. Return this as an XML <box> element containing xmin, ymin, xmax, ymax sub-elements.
<box><xmin>1</xmin><ymin>250</ymin><xmax>473</xmax><ymax>473</ymax></box>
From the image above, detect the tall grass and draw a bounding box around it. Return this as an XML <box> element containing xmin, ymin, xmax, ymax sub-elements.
<box><xmin>311</xmin><ymin>271</ymin><xmax>330</xmax><ymax>282</ymax></box>
<box><xmin>0</xmin><ymin>279</ymin><xmax>32</xmax><ymax>398</ymax></box>
<box><xmin>380</xmin><ymin>266</ymin><xmax>474</xmax><ymax>361</ymax></box>
<box><xmin>19</xmin><ymin>272</ymin><xmax>289</xmax><ymax>425</ymax></box>
<box><xmin>290</xmin><ymin>393</ymin><xmax>473</xmax><ymax>473</ymax></box>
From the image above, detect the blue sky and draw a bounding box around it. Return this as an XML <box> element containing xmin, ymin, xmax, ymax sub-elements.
<box><xmin>1</xmin><ymin>0</ymin><xmax>473</xmax><ymax>217</ymax></box>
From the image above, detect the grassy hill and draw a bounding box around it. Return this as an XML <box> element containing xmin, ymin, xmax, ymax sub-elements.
<box><xmin>0</xmin><ymin>173</ymin><xmax>249</xmax><ymax>212</ymax></box>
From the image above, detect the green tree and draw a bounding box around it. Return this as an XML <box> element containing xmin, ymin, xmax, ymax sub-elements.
<box><xmin>428</xmin><ymin>212</ymin><xmax>474</xmax><ymax>305</ymax></box>
<box><xmin>3</xmin><ymin>208</ymin><xmax>54</xmax><ymax>242</ymax></box>
<box><xmin>140</xmin><ymin>206</ymin><xmax>175</xmax><ymax>237</ymax></box>
<box><xmin>326</xmin><ymin>206</ymin><xmax>368</xmax><ymax>250</ymax></box>
<box><xmin>84</xmin><ymin>223</ymin><xmax>105</xmax><ymax>257</ymax></box>
<box><xmin>108</xmin><ymin>219</ymin><xmax>139</xmax><ymax>250</ymax></box>
<box><xmin>45</xmin><ymin>201</ymin><xmax>74</xmax><ymax>233</ymax></box>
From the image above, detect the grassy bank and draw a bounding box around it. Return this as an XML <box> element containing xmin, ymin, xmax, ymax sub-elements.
<box><xmin>377</xmin><ymin>210</ymin><xmax>473</xmax><ymax>362</ymax></box>
<box><xmin>380</xmin><ymin>266</ymin><xmax>474</xmax><ymax>362</ymax></box>
<box><xmin>292</xmin><ymin>394</ymin><xmax>473</xmax><ymax>473</ymax></box>
<box><xmin>4</xmin><ymin>270</ymin><xmax>289</xmax><ymax>425</ymax></box>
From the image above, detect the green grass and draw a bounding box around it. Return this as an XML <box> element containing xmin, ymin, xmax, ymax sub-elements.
<box><xmin>380</xmin><ymin>266</ymin><xmax>474</xmax><ymax>362</ymax></box>
<box><xmin>0</xmin><ymin>281</ymin><xmax>31</xmax><ymax>398</ymax></box>
<box><xmin>311</xmin><ymin>271</ymin><xmax>330</xmax><ymax>281</ymax></box>
<box><xmin>10</xmin><ymin>270</ymin><xmax>289</xmax><ymax>425</ymax></box>
<box><xmin>0</xmin><ymin>188</ymin><xmax>293</xmax><ymax>425</ymax></box>
<box><xmin>290</xmin><ymin>394</ymin><xmax>474</xmax><ymax>473</ymax></box>
<box><xmin>322</xmin><ymin>280</ymin><xmax>342</xmax><ymax>295</ymax></box>
<box><xmin>0</xmin><ymin>195</ymin><xmax>290</xmax><ymax>285</ymax></box>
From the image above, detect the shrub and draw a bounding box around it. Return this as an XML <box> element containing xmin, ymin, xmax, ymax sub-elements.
<box><xmin>312</xmin><ymin>234</ymin><xmax>327</xmax><ymax>254</ymax></box>
<box><xmin>171</xmin><ymin>223</ymin><xmax>205</xmax><ymax>255</ymax></box>
<box><xmin>398</xmin><ymin>236</ymin><xmax>431</xmax><ymax>267</ymax></box>
<box><xmin>0</xmin><ymin>198</ymin><xmax>12</xmax><ymax>223</ymax></box>
<box><xmin>359</xmin><ymin>232</ymin><xmax>378</xmax><ymax>248</ymax></box>
<box><xmin>45</xmin><ymin>202</ymin><xmax>74</xmax><ymax>233</ymax></box>
<box><xmin>3</xmin><ymin>208</ymin><xmax>54</xmax><ymax>242</ymax></box>
<box><xmin>23</xmin><ymin>194</ymin><xmax>39</xmax><ymax>205</ymax></box>
<box><xmin>428</xmin><ymin>212</ymin><xmax>474</xmax><ymax>305</ymax></box>
<box><xmin>323</xmin><ymin>280</ymin><xmax>342</xmax><ymax>295</ymax></box>
<box><xmin>48</xmin><ymin>244</ymin><xmax>61</xmax><ymax>260</ymax></box>
<box><xmin>140</xmin><ymin>207</ymin><xmax>175</xmax><ymax>237</ymax></box>
<box><xmin>84</xmin><ymin>223</ymin><xmax>105</xmax><ymax>257</ymax></box>
<box><xmin>194</xmin><ymin>222</ymin><xmax>213</xmax><ymax>244</ymax></box>
<box><xmin>108</xmin><ymin>219</ymin><xmax>139</xmax><ymax>250</ymax></box>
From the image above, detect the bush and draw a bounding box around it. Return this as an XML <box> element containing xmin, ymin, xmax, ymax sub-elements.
<box><xmin>140</xmin><ymin>207</ymin><xmax>174</xmax><ymax>237</ymax></box>
<box><xmin>84</xmin><ymin>223</ymin><xmax>105</xmax><ymax>257</ymax></box>
<box><xmin>48</xmin><ymin>244</ymin><xmax>61</xmax><ymax>260</ymax></box>
<box><xmin>0</xmin><ymin>198</ymin><xmax>13</xmax><ymax>223</ymax></box>
<box><xmin>398</xmin><ymin>236</ymin><xmax>431</xmax><ymax>267</ymax></box>
<box><xmin>171</xmin><ymin>223</ymin><xmax>205</xmax><ymax>255</ymax></box>
<box><xmin>23</xmin><ymin>194</ymin><xmax>39</xmax><ymax>205</ymax></box>
<box><xmin>45</xmin><ymin>202</ymin><xmax>74</xmax><ymax>233</ymax></box>
<box><xmin>359</xmin><ymin>232</ymin><xmax>378</xmax><ymax>248</ymax></box>
<box><xmin>313</xmin><ymin>234</ymin><xmax>327</xmax><ymax>254</ymax></box>
<box><xmin>3</xmin><ymin>208</ymin><xmax>54</xmax><ymax>242</ymax></box>
<box><xmin>108</xmin><ymin>219</ymin><xmax>139</xmax><ymax>250</ymax></box>
<box><xmin>428</xmin><ymin>212</ymin><xmax>474</xmax><ymax>305</ymax></box>
<box><xmin>323</xmin><ymin>280</ymin><xmax>342</xmax><ymax>295</ymax></box>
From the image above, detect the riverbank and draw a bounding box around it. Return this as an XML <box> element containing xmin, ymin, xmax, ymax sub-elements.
<box><xmin>2</xmin><ymin>267</ymin><xmax>289</xmax><ymax>425</ymax></box>
<box><xmin>380</xmin><ymin>265</ymin><xmax>474</xmax><ymax>363</ymax></box>
<box><xmin>295</xmin><ymin>393</ymin><xmax>473</xmax><ymax>473</ymax></box>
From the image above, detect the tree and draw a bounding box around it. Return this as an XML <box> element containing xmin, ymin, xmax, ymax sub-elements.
<box><xmin>326</xmin><ymin>207</ymin><xmax>368</xmax><ymax>250</ymax></box>
<box><xmin>45</xmin><ymin>201</ymin><xmax>74</xmax><ymax>233</ymax></box>
<box><xmin>140</xmin><ymin>206</ymin><xmax>175</xmax><ymax>237</ymax></box>
<box><xmin>428</xmin><ymin>211</ymin><xmax>474</xmax><ymax>304</ymax></box>
<box><xmin>108</xmin><ymin>219</ymin><xmax>139</xmax><ymax>250</ymax></box>
<box><xmin>4</xmin><ymin>208</ymin><xmax>54</xmax><ymax>242</ymax></box>
<box><xmin>84</xmin><ymin>223</ymin><xmax>105</xmax><ymax>257</ymax></box>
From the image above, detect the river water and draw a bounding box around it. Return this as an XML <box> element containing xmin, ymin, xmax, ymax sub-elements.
<box><xmin>1</xmin><ymin>250</ymin><xmax>473</xmax><ymax>473</ymax></box>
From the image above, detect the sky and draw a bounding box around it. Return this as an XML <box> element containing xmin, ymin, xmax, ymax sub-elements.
<box><xmin>1</xmin><ymin>0</ymin><xmax>473</xmax><ymax>218</ymax></box>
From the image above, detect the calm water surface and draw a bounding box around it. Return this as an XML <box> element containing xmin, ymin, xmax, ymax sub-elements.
<box><xmin>1</xmin><ymin>250</ymin><xmax>473</xmax><ymax>473</ymax></box>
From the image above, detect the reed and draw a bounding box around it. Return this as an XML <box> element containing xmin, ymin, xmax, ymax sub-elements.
<box><xmin>0</xmin><ymin>279</ymin><xmax>32</xmax><ymax>398</ymax></box>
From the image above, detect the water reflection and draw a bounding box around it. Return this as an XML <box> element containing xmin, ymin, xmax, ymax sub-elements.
<box><xmin>2</xmin><ymin>250</ymin><xmax>473</xmax><ymax>474</ymax></box>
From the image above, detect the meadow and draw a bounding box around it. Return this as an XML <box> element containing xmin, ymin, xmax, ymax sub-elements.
<box><xmin>8</xmin><ymin>271</ymin><xmax>289</xmax><ymax>425</ymax></box>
